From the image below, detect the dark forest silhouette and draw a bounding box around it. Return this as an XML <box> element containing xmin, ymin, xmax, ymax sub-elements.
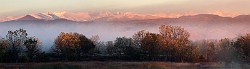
<box><xmin>0</xmin><ymin>25</ymin><xmax>249</xmax><ymax>63</ymax></box>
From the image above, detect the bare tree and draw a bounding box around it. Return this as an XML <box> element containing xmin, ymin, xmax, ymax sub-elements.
<box><xmin>90</xmin><ymin>35</ymin><xmax>100</xmax><ymax>44</ymax></box>
<box><xmin>234</xmin><ymin>34</ymin><xmax>250</xmax><ymax>62</ymax></box>
<box><xmin>24</xmin><ymin>37</ymin><xmax>41</xmax><ymax>62</ymax></box>
<box><xmin>0</xmin><ymin>38</ymin><xmax>8</xmax><ymax>62</ymax></box>
<box><xmin>6</xmin><ymin>29</ymin><xmax>28</xmax><ymax>62</ymax></box>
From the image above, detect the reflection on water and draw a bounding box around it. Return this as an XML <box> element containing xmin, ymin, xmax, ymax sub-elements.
<box><xmin>0</xmin><ymin>62</ymin><xmax>249</xmax><ymax>69</ymax></box>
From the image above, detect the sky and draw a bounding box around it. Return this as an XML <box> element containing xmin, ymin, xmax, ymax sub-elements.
<box><xmin>0</xmin><ymin>0</ymin><xmax>250</xmax><ymax>17</ymax></box>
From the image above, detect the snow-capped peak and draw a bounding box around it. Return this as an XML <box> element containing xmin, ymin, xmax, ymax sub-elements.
<box><xmin>30</xmin><ymin>12</ymin><xmax>62</xmax><ymax>20</ymax></box>
<box><xmin>17</xmin><ymin>15</ymin><xmax>39</xmax><ymax>21</ymax></box>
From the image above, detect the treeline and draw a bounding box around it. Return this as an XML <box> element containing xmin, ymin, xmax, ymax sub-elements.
<box><xmin>0</xmin><ymin>25</ymin><xmax>250</xmax><ymax>63</ymax></box>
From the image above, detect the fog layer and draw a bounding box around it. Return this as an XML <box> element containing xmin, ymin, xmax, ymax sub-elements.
<box><xmin>1</xmin><ymin>18</ymin><xmax>250</xmax><ymax>51</ymax></box>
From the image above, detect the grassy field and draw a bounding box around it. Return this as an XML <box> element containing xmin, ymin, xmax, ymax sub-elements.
<box><xmin>0</xmin><ymin>61</ymin><xmax>249</xmax><ymax>69</ymax></box>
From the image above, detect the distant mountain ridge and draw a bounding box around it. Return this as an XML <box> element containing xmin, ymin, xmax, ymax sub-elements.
<box><xmin>18</xmin><ymin>13</ymin><xmax>63</xmax><ymax>21</ymax></box>
<box><xmin>17</xmin><ymin>15</ymin><xmax>41</xmax><ymax>21</ymax></box>
<box><xmin>1</xmin><ymin>13</ymin><xmax>250</xmax><ymax>24</ymax></box>
<box><xmin>1</xmin><ymin>14</ymin><xmax>80</xmax><ymax>24</ymax></box>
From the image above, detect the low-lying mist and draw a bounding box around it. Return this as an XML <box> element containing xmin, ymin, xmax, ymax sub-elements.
<box><xmin>1</xmin><ymin>21</ymin><xmax>250</xmax><ymax>51</ymax></box>
<box><xmin>0</xmin><ymin>22</ymin><xmax>158</xmax><ymax>51</ymax></box>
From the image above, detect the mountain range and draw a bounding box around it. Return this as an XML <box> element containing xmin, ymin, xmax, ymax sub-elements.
<box><xmin>1</xmin><ymin>12</ymin><xmax>250</xmax><ymax>24</ymax></box>
<box><xmin>0</xmin><ymin>11</ymin><xmax>166</xmax><ymax>22</ymax></box>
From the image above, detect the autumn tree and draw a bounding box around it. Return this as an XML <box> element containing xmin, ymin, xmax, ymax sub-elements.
<box><xmin>53</xmin><ymin>32</ymin><xmax>95</xmax><ymax>60</ymax></box>
<box><xmin>132</xmin><ymin>30</ymin><xmax>159</xmax><ymax>60</ymax></box>
<box><xmin>185</xmin><ymin>42</ymin><xmax>201</xmax><ymax>62</ymax></box>
<box><xmin>131</xmin><ymin>25</ymin><xmax>193</xmax><ymax>61</ymax></box>
<box><xmin>140</xmin><ymin>33</ymin><xmax>163</xmax><ymax>60</ymax></box>
<box><xmin>132</xmin><ymin>30</ymin><xmax>149</xmax><ymax>60</ymax></box>
<box><xmin>132</xmin><ymin>30</ymin><xmax>147</xmax><ymax>48</ymax></box>
<box><xmin>159</xmin><ymin>25</ymin><xmax>190</xmax><ymax>47</ymax></box>
<box><xmin>54</xmin><ymin>32</ymin><xmax>81</xmax><ymax>60</ymax></box>
<box><xmin>159</xmin><ymin>25</ymin><xmax>191</xmax><ymax>62</ymax></box>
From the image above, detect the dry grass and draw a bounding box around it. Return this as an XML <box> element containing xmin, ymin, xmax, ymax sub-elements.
<box><xmin>0</xmin><ymin>61</ymin><xmax>248</xmax><ymax>69</ymax></box>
